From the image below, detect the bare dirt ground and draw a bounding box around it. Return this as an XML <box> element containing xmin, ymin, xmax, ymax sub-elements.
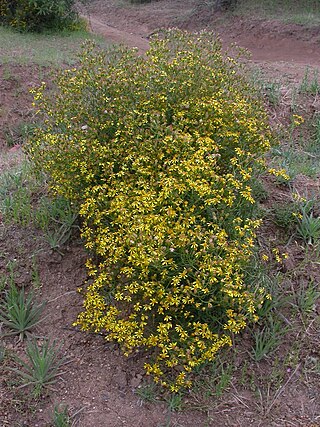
<box><xmin>83</xmin><ymin>0</ymin><xmax>320</xmax><ymax>71</ymax></box>
<box><xmin>1</xmin><ymin>1</ymin><xmax>320</xmax><ymax>426</ymax></box>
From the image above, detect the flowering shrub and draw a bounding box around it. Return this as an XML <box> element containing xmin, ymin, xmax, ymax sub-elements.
<box><xmin>0</xmin><ymin>0</ymin><xmax>80</xmax><ymax>32</ymax></box>
<box><xmin>28</xmin><ymin>30</ymin><xmax>273</xmax><ymax>390</ymax></box>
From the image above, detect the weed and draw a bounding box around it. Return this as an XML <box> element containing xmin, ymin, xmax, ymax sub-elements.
<box><xmin>272</xmin><ymin>202</ymin><xmax>298</xmax><ymax>231</ymax></box>
<box><xmin>4</xmin><ymin>121</ymin><xmax>37</xmax><ymax>147</ymax></box>
<box><xmin>211</xmin><ymin>361</ymin><xmax>233</xmax><ymax>397</ymax></box>
<box><xmin>2</xmin><ymin>65</ymin><xmax>13</xmax><ymax>80</ymax></box>
<box><xmin>290</xmin><ymin>87</ymin><xmax>299</xmax><ymax>113</ymax></box>
<box><xmin>299</xmin><ymin>68</ymin><xmax>320</xmax><ymax>96</ymax></box>
<box><xmin>304</xmin><ymin>355</ymin><xmax>320</xmax><ymax>375</ymax></box>
<box><xmin>193</xmin><ymin>355</ymin><xmax>233</xmax><ymax>398</ymax></box>
<box><xmin>31</xmin><ymin>255</ymin><xmax>41</xmax><ymax>290</ymax></box>
<box><xmin>249</xmin><ymin>71</ymin><xmax>282</xmax><ymax>107</ymax></box>
<box><xmin>252</xmin><ymin>316</ymin><xmax>287</xmax><ymax>362</ymax></box>
<box><xmin>53</xmin><ymin>404</ymin><xmax>71</xmax><ymax>427</ymax></box>
<box><xmin>271</xmin><ymin>146</ymin><xmax>320</xmax><ymax>181</ymax></box>
<box><xmin>296</xmin><ymin>200</ymin><xmax>320</xmax><ymax>244</ymax></box>
<box><xmin>269</xmin><ymin>357</ymin><xmax>286</xmax><ymax>389</ymax></box>
<box><xmin>251</xmin><ymin>178</ymin><xmax>268</xmax><ymax>203</ymax></box>
<box><xmin>263</xmin><ymin>81</ymin><xmax>282</xmax><ymax>107</ymax></box>
<box><xmin>0</xmin><ymin>276</ymin><xmax>7</xmax><ymax>294</ymax></box>
<box><xmin>0</xmin><ymin>161</ymin><xmax>37</xmax><ymax>226</ymax></box>
<box><xmin>2</xmin><ymin>188</ymin><xmax>33</xmax><ymax>226</ymax></box>
<box><xmin>0</xmin><ymin>283</ymin><xmax>45</xmax><ymax>340</ymax></box>
<box><xmin>0</xmin><ymin>161</ymin><xmax>78</xmax><ymax>249</ymax></box>
<box><xmin>313</xmin><ymin>116</ymin><xmax>320</xmax><ymax>149</ymax></box>
<box><xmin>239</xmin><ymin>360</ymin><xmax>257</xmax><ymax>391</ymax></box>
<box><xmin>165</xmin><ymin>392</ymin><xmax>183</xmax><ymax>412</ymax></box>
<box><xmin>294</xmin><ymin>280</ymin><xmax>320</xmax><ymax>315</ymax></box>
<box><xmin>0</xmin><ymin>0</ymin><xmax>81</xmax><ymax>33</ymax></box>
<box><xmin>34</xmin><ymin>196</ymin><xmax>78</xmax><ymax>251</ymax></box>
<box><xmin>136</xmin><ymin>382</ymin><xmax>159</xmax><ymax>403</ymax></box>
<box><xmin>37</xmin><ymin>198</ymin><xmax>78</xmax><ymax>250</ymax></box>
<box><xmin>255</xmin><ymin>362</ymin><xmax>300</xmax><ymax>416</ymax></box>
<box><xmin>255</xmin><ymin>275</ymin><xmax>289</xmax><ymax>320</ymax></box>
<box><xmin>11</xmin><ymin>339</ymin><xmax>67</xmax><ymax>397</ymax></box>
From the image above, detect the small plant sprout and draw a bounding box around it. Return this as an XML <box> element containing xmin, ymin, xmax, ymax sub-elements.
<box><xmin>294</xmin><ymin>280</ymin><xmax>320</xmax><ymax>316</ymax></box>
<box><xmin>53</xmin><ymin>404</ymin><xmax>71</xmax><ymax>427</ymax></box>
<box><xmin>252</xmin><ymin>316</ymin><xmax>288</xmax><ymax>362</ymax></box>
<box><xmin>36</xmin><ymin>197</ymin><xmax>78</xmax><ymax>251</ymax></box>
<box><xmin>0</xmin><ymin>283</ymin><xmax>45</xmax><ymax>340</ymax></box>
<box><xmin>299</xmin><ymin>67</ymin><xmax>320</xmax><ymax>96</ymax></box>
<box><xmin>165</xmin><ymin>392</ymin><xmax>183</xmax><ymax>412</ymax></box>
<box><xmin>11</xmin><ymin>339</ymin><xmax>67</xmax><ymax>397</ymax></box>
<box><xmin>136</xmin><ymin>382</ymin><xmax>158</xmax><ymax>403</ymax></box>
<box><xmin>296</xmin><ymin>200</ymin><xmax>320</xmax><ymax>245</ymax></box>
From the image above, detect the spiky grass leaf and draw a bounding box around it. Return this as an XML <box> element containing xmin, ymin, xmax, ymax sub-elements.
<box><xmin>10</xmin><ymin>339</ymin><xmax>68</xmax><ymax>396</ymax></box>
<box><xmin>0</xmin><ymin>283</ymin><xmax>45</xmax><ymax>340</ymax></box>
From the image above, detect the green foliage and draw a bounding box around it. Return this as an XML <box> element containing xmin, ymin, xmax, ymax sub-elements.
<box><xmin>35</xmin><ymin>196</ymin><xmax>79</xmax><ymax>251</ymax></box>
<box><xmin>195</xmin><ymin>356</ymin><xmax>233</xmax><ymax>398</ymax></box>
<box><xmin>0</xmin><ymin>0</ymin><xmax>81</xmax><ymax>32</ymax></box>
<box><xmin>0</xmin><ymin>161</ymin><xmax>78</xmax><ymax>249</ymax></box>
<box><xmin>28</xmin><ymin>30</ymin><xmax>276</xmax><ymax>390</ymax></box>
<box><xmin>251</xmin><ymin>316</ymin><xmax>287</xmax><ymax>362</ymax></box>
<box><xmin>234</xmin><ymin>0</ymin><xmax>320</xmax><ymax>25</ymax></box>
<box><xmin>165</xmin><ymin>392</ymin><xmax>183</xmax><ymax>412</ymax></box>
<box><xmin>299</xmin><ymin>68</ymin><xmax>320</xmax><ymax>96</ymax></box>
<box><xmin>11</xmin><ymin>339</ymin><xmax>66</xmax><ymax>397</ymax></box>
<box><xmin>294</xmin><ymin>280</ymin><xmax>320</xmax><ymax>316</ymax></box>
<box><xmin>53</xmin><ymin>404</ymin><xmax>71</xmax><ymax>427</ymax></box>
<box><xmin>272</xmin><ymin>202</ymin><xmax>298</xmax><ymax>231</ymax></box>
<box><xmin>136</xmin><ymin>382</ymin><xmax>159</xmax><ymax>403</ymax></box>
<box><xmin>296</xmin><ymin>200</ymin><xmax>320</xmax><ymax>244</ymax></box>
<box><xmin>263</xmin><ymin>81</ymin><xmax>282</xmax><ymax>107</ymax></box>
<box><xmin>0</xmin><ymin>283</ymin><xmax>45</xmax><ymax>340</ymax></box>
<box><xmin>0</xmin><ymin>26</ymin><xmax>107</xmax><ymax>66</ymax></box>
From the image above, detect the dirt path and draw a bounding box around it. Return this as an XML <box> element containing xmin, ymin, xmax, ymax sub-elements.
<box><xmin>84</xmin><ymin>0</ymin><xmax>320</xmax><ymax>79</ymax></box>
<box><xmin>87</xmin><ymin>16</ymin><xmax>150</xmax><ymax>53</ymax></box>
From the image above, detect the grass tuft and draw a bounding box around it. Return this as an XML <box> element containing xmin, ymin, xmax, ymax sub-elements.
<box><xmin>0</xmin><ymin>283</ymin><xmax>46</xmax><ymax>340</ymax></box>
<box><xmin>11</xmin><ymin>339</ymin><xmax>67</xmax><ymax>397</ymax></box>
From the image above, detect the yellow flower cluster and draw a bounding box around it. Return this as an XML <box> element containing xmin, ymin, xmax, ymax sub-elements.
<box><xmin>28</xmin><ymin>30</ymin><xmax>274</xmax><ymax>390</ymax></box>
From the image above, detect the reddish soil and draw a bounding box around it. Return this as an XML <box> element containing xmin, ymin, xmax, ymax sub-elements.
<box><xmin>83</xmin><ymin>0</ymin><xmax>320</xmax><ymax>71</ymax></box>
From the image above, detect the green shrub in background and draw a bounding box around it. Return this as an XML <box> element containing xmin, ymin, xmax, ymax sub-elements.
<box><xmin>28</xmin><ymin>30</ymin><xmax>277</xmax><ymax>390</ymax></box>
<box><xmin>0</xmin><ymin>0</ymin><xmax>81</xmax><ymax>32</ymax></box>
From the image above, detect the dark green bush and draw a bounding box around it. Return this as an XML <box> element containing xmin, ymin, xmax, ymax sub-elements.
<box><xmin>0</xmin><ymin>0</ymin><xmax>81</xmax><ymax>32</ymax></box>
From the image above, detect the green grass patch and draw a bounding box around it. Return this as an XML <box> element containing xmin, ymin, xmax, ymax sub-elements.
<box><xmin>0</xmin><ymin>160</ymin><xmax>78</xmax><ymax>251</ymax></box>
<box><xmin>234</xmin><ymin>0</ymin><xmax>320</xmax><ymax>25</ymax></box>
<box><xmin>0</xmin><ymin>26</ymin><xmax>109</xmax><ymax>66</ymax></box>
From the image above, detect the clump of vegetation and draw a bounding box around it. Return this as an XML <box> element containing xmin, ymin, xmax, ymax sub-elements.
<box><xmin>0</xmin><ymin>0</ymin><xmax>82</xmax><ymax>32</ymax></box>
<box><xmin>28</xmin><ymin>30</ymin><xmax>280</xmax><ymax>390</ymax></box>
<box><xmin>0</xmin><ymin>283</ymin><xmax>45</xmax><ymax>341</ymax></box>
<box><xmin>11</xmin><ymin>339</ymin><xmax>67</xmax><ymax>397</ymax></box>
<box><xmin>52</xmin><ymin>404</ymin><xmax>71</xmax><ymax>427</ymax></box>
